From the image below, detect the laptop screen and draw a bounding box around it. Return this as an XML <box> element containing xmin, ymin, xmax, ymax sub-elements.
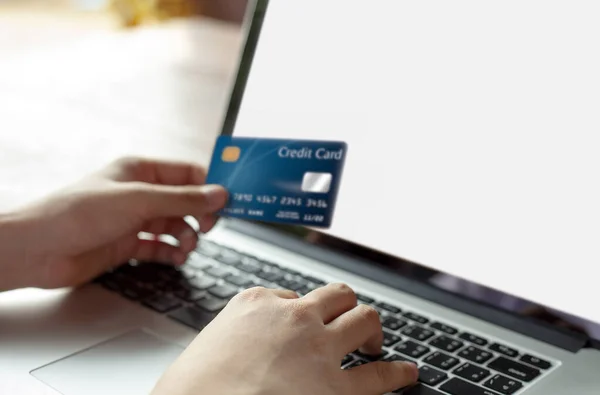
<box><xmin>230</xmin><ymin>1</ymin><xmax>600</xmax><ymax>326</ymax></box>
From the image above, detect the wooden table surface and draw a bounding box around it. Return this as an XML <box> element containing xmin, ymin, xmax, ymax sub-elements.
<box><xmin>0</xmin><ymin>13</ymin><xmax>243</xmax><ymax>212</ymax></box>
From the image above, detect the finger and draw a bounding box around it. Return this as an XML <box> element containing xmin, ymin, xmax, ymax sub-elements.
<box><xmin>142</xmin><ymin>218</ymin><xmax>198</xmax><ymax>253</ymax></box>
<box><xmin>302</xmin><ymin>283</ymin><xmax>357</xmax><ymax>324</ymax></box>
<box><xmin>327</xmin><ymin>303</ymin><xmax>383</xmax><ymax>357</ymax></box>
<box><xmin>345</xmin><ymin>360</ymin><xmax>419</xmax><ymax>394</ymax></box>
<box><xmin>237</xmin><ymin>287</ymin><xmax>299</xmax><ymax>300</ymax></box>
<box><xmin>148</xmin><ymin>159</ymin><xmax>207</xmax><ymax>185</ymax></box>
<box><xmin>133</xmin><ymin>183</ymin><xmax>228</xmax><ymax>220</ymax></box>
<box><xmin>198</xmin><ymin>214</ymin><xmax>219</xmax><ymax>233</ymax></box>
<box><xmin>106</xmin><ymin>157</ymin><xmax>207</xmax><ymax>185</ymax></box>
<box><xmin>270</xmin><ymin>288</ymin><xmax>300</xmax><ymax>299</ymax></box>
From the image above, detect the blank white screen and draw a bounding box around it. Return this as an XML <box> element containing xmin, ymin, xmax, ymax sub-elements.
<box><xmin>233</xmin><ymin>1</ymin><xmax>600</xmax><ymax>324</ymax></box>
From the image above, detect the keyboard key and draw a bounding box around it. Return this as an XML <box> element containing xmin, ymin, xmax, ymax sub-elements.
<box><xmin>384</xmin><ymin>353</ymin><xmax>416</xmax><ymax>364</ymax></box>
<box><xmin>102</xmin><ymin>272</ymin><xmax>131</xmax><ymax>291</ymax></box>
<box><xmin>142</xmin><ymin>294</ymin><xmax>181</xmax><ymax>313</ymax></box>
<box><xmin>168</xmin><ymin>306</ymin><xmax>216</xmax><ymax>331</ymax></box>
<box><xmin>423</xmin><ymin>352</ymin><xmax>461</xmax><ymax>371</ymax></box>
<box><xmin>241</xmin><ymin>281</ymin><xmax>260</xmax><ymax>290</ymax></box>
<box><xmin>107</xmin><ymin>271</ymin><xmax>136</xmax><ymax>285</ymax></box>
<box><xmin>430</xmin><ymin>322</ymin><xmax>458</xmax><ymax>335</ymax></box>
<box><xmin>296</xmin><ymin>286</ymin><xmax>311</xmax><ymax>295</ymax></box>
<box><xmin>382</xmin><ymin>316</ymin><xmax>408</xmax><ymax>331</ymax></box>
<box><xmin>153</xmin><ymin>279</ymin><xmax>180</xmax><ymax>293</ymax></box>
<box><xmin>179</xmin><ymin>267</ymin><xmax>196</xmax><ymax>280</ymax></box>
<box><xmin>440</xmin><ymin>378</ymin><xmax>501</xmax><ymax>395</ymax></box>
<box><xmin>186</xmin><ymin>276</ymin><xmax>217</xmax><ymax>290</ymax></box>
<box><xmin>345</xmin><ymin>359</ymin><xmax>368</xmax><ymax>369</ymax></box>
<box><xmin>187</xmin><ymin>255</ymin><xmax>213</xmax><ymax>270</ymax></box>
<box><xmin>256</xmin><ymin>270</ymin><xmax>284</xmax><ymax>283</ymax></box>
<box><xmin>175</xmin><ymin>288</ymin><xmax>207</xmax><ymax>302</ymax></box>
<box><xmin>356</xmin><ymin>293</ymin><xmax>375</xmax><ymax>304</ymax></box>
<box><xmin>489</xmin><ymin>343</ymin><xmax>519</xmax><ymax>358</ymax></box>
<box><xmin>459</xmin><ymin>332</ymin><xmax>489</xmax><ymax>347</ymax></box>
<box><xmin>403</xmin><ymin>385</ymin><xmax>446</xmax><ymax>395</ymax></box>
<box><xmin>278</xmin><ymin>279</ymin><xmax>306</xmax><ymax>291</ymax></box>
<box><xmin>419</xmin><ymin>365</ymin><xmax>448</xmax><ymax>386</ymax></box>
<box><xmin>453</xmin><ymin>363</ymin><xmax>491</xmax><ymax>383</ymax></box>
<box><xmin>196</xmin><ymin>296</ymin><xmax>228</xmax><ymax>313</ymax></box>
<box><xmin>458</xmin><ymin>346</ymin><xmax>494</xmax><ymax>364</ymax></box>
<box><xmin>208</xmin><ymin>284</ymin><xmax>239</xmax><ymax>299</ymax></box>
<box><xmin>236</xmin><ymin>262</ymin><xmax>261</xmax><ymax>274</ymax></box>
<box><xmin>224</xmin><ymin>274</ymin><xmax>254</xmax><ymax>287</ymax></box>
<box><xmin>280</xmin><ymin>267</ymin><xmax>301</xmax><ymax>276</ymax></box>
<box><xmin>260</xmin><ymin>261</ymin><xmax>281</xmax><ymax>271</ymax></box>
<box><xmin>429</xmin><ymin>335</ymin><xmax>464</xmax><ymax>353</ymax></box>
<box><xmin>205</xmin><ymin>266</ymin><xmax>231</xmax><ymax>278</ymax></box>
<box><xmin>123</xmin><ymin>262</ymin><xmax>169</xmax><ymax>283</ymax></box>
<box><xmin>519</xmin><ymin>354</ymin><xmax>551</xmax><ymax>370</ymax></box>
<box><xmin>353</xmin><ymin>350</ymin><xmax>387</xmax><ymax>361</ymax></box>
<box><xmin>395</xmin><ymin>341</ymin><xmax>431</xmax><ymax>359</ymax></box>
<box><xmin>375</xmin><ymin>302</ymin><xmax>402</xmax><ymax>314</ymax></box>
<box><xmin>111</xmin><ymin>264</ymin><xmax>135</xmax><ymax>277</ymax></box>
<box><xmin>160</xmin><ymin>268</ymin><xmax>183</xmax><ymax>282</ymax></box>
<box><xmin>217</xmin><ymin>250</ymin><xmax>242</xmax><ymax>265</ymax></box>
<box><xmin>488</xmin><ymin>357</ymin><xmax>540</xmax><ymax>382</ymax></box>
<box><xmin>100</xmin><ymin>276</ymin><xmax>121</xmax><ymax>291</ymax></box>
<box><xmin>297</xmin><ymin>283</ymin><xmax>319</xmax><ymax>295</ymax></box>
<box><xmin>121</xmin><ymin>284</ymin><xmax>155</xmax><ymax>301</ymax></box>
<box><xmin>383</xmin><ymin>331</ymin><xmax>402</xmax><ymax>347</ymax></box>
<box><xmin>127</xmin><ymin>264</ymin><xmax>174</xmax><ymax>285</ymax></box>
<box><xmin>302</xmin><ymin>275</ymin><xmax>325</xmax><ymax>285</ymax></box>
<box><xmin>483</xmin><ymin>374</ymin><xmax>523</xmax><ymax>395</ymax></box>
<box><xmin>402</xmin><ymin>325</ymin><xmax>435</xmax><ymax>342</ymax></box>
<box><xmin>403</xmin><ymin>312</ymin><xmax>429</xmax><ymax>324</ymax></box>
<box><xmin>196</xmin><ymin>241</ymin><xmax>221</xmax><ymax>258</ymax></box>
<box><xmin>342</xmin><ymin>354</ymin><xmax>354</xmax><ymax>366</ymax></box>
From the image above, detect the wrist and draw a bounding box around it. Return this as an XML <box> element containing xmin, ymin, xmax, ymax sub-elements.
<box><xmin>0</xmin><ymin>210</ymin><xmax>38</xmax><ymax>291</ymax></box>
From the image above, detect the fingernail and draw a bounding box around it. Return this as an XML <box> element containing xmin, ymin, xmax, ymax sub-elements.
<box><xmin>202</xmin><ymin>185</ymin><xmax>228</xmax><ymax>209</ymax></box>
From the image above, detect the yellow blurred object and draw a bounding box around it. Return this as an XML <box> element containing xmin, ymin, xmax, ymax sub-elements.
<box><xmin>110</xmin><ymin>0</ymin><xmax>198</xmax><ymax>27</ymax></box>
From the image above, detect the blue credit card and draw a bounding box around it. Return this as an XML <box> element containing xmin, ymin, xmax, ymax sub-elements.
<box><xmin>205</xmin><ymin>135</ymin><xmax>348</xmax><ymax>228</ymax></box>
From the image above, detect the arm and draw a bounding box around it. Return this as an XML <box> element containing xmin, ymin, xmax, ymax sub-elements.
<box><xmin>0</xmin><ymin>157</ymin><xmax>418</xmax><ymax>394</ymax></box>
<box><xmin>151</xmin><ymin>284</ymin><xmax>418</xmax><ymax>395</ymax></box>
<box><xmin>0</xmin><ymin>156</ymin><xmax>227</xmax><ymax>291</ymax></box>
<box><xmin>0</xmin><ymin>210</ymin><xmax>35</xmax><ymax>291</ymax></box>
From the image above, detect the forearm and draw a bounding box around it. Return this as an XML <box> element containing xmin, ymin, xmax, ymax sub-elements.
<box><xmin>0</xmin><ymin>210</ymin><xmax>36</xmax><ymax>291</ymax></box>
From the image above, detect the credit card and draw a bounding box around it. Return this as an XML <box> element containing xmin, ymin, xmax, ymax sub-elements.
<box><xmin>205</xmin><ymin>135</ymin><xmax>348</xmax><ymax>228</ymax></box>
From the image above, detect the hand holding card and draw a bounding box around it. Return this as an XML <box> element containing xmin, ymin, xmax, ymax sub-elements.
<box><xmin>206</xmin><ymin>136</ymin><xmax>347</xmax><ymax>228</ymax></box>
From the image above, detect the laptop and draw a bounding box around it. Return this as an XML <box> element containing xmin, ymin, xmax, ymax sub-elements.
<box><xmin>2</xmin><ymin>1</ymin><xmax>600</xmax><ymax>394</ymax></box>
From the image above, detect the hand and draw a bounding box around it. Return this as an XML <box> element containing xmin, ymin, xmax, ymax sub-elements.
<box><xmin>152</xmin><ymin>284</ymin><xmax>419</xmax><ymax>395</ymax></box>
<box><xmin>1</xmin><ymin>156</ymin><xmax>227</xmax><ymax>290</ymax></box>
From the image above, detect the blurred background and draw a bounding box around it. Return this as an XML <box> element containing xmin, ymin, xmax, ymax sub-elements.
<box><xmin>0</xmin><ymin>0</ymin><xmax>247</xmax><ymax>211</ymax></box>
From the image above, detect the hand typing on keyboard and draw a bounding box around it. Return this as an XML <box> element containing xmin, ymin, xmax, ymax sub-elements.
<box><xmin>151</xmin><ymin>283</ymin><xmax>419</xmax><ymax>395</ymax></box>
<box><xmin>0</xmin><ymin>156</ymin><xmax>228</xmax><ymax>291</ymax></box>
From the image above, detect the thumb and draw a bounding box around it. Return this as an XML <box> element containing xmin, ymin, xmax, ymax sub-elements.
<box><xmin>133</xmin><ymin>183</ymin><xmax>228</xmax><ymax>220</ymax></box>
<box><xmin>346</xmin><ymin>360</ymin><xmax>419</xmax><ymax>394</ymax></box>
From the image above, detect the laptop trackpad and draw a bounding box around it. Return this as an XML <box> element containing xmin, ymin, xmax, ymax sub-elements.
<box><xmin>30</xmin><ymin>329</ymin><xmax>184</xmax><ymax>395</ymax></box>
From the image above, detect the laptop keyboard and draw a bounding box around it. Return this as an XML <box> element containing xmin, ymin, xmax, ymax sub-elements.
<box><xmin>95</xmin><ymin>240</ymin><xmax>556</xmax><ymax>395</ymax></box>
